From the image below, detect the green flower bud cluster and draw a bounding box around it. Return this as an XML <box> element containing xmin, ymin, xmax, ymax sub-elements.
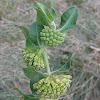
<box><xmin>22</xmin><ymin>48</ymin><xmax>36</xmax><ymax>66</ymax></box>
<box><xmin>33</xmin><ymin>74</ymin><xmax>72</xmax><ymax>99</ymax></box>
<box><xmin>33</xmin><ymin>53</ymin><xmax>46</xmax><ymax>70</ymax></box>
<box><xmin>40</xmin><ymin>29</ymin><xmax>66</xmax><ymax>47</ymax></box>
<box><xmin>22</xmin><ymin>48</ymin><xmax>50</xmax><ymax>70</ymax></box>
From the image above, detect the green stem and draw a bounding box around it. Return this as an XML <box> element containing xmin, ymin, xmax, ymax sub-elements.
<box><xmin>39</xmin><ymin>97</ymin><xmax>50</xmax><ymax>100</ymax></box>
<box><xmin>42</xmin><ymin>48</ymin><xmax>51</xmax><ymax>76</ymax></box>
<box><xmin>51</xmin><ymin>21</ymin><xmax>56</xmax><ymax>30</ymax></box>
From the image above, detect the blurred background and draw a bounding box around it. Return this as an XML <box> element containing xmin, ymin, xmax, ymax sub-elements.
<box><xmin>0</xmin><ymin>0</ymin><xmax>100</xmax><ymax>100</ymax></box>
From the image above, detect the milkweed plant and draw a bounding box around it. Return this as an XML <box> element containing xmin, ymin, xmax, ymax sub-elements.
<box><xmin>14</xmin><ymin>2</ymin><xmax>78</xmax><ymax>100</ymax></box>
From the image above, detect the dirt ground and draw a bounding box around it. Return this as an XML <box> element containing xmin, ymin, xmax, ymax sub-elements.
<box><xmin>0</xmin><ymin>0</ymin><xmax>100</xmax><ymax>100</ymax></box>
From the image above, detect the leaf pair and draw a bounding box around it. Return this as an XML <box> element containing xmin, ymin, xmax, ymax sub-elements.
<box><xmin>20</xmin><ymin>3</ymin><xmax>79</xmax><ymax>49</ymax></box>
<box><xmin>32</xmin><ymin>2</ymin><xmax>57</xmax><ymax>28</ymax></box>
<box><xmin>19</xmin><ymin>22</ymin><xmax>44</xmax><ymax>50</ymax></box>
<box><xmin>33</xmin><ymin>2</ymin><xmax>78</xmax><ymax>32</ymax></box>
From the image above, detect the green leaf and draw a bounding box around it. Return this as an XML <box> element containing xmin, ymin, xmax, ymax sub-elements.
<box><xmin>26</xmin><ymin>22</ymin><xmax>44</xmax><ymax>49</ymax></box>
<box><xmin>30</xmin><ymin>73</ymin><xmax>48</xmax><ymax>95</ymax></box>
<box><xmin>13</xmin><ymin>88</ymin><xmax>23</xmax><ymax>95</ymax></box>
<box><xmin>37</xmin><ymin>2</ymin><xmax>54</xmax><ymax>21</ymax></box>
<box><xmin>19</xmin><ymin>26</ymin><xmax>29</xmax><ymax>38</ymax></box>
<box><xmin>29</xmin><ymin>22</ymin><xmax>44</xmax><ymax>46</ymax></box>
<box><xmin>22</xmin><ymin>66</ymin><xmax>48</xmax><ymax>80</ymax></box>
<box><xmin>57</xmin><ymin>7</ymin><xmax>78</xmax><ymax>32</ymax></box>
<box><xmin>23</xmin><ymin>94</ymin><xmax>39</xmax><ymax>100</ymax></box>
<box><xmin>13</xmin><ymin>88</ymin><xmax>39</xmax><ymax>100</ymax></box>
<box><xmin>26</xmin><ymin>37</ymin><xmax>40</xmax><ymax>50</ymax></box>
<box><xmin>32</xmin><ymin>3</ymin><xmax>55</xmax><ymax>27</ymax></box>
<box><xmin>52</xmin><ymin>53</ymin><xmax>75</xmax><ymax>74</ymax></box>
<box><xmin>22</xmin><ymin>66</ymin><xmax>47</xmax><ymax>95</ymax></box>
<box><xmin>50</xmin><ymin>8</ymin><xmax>58</xmax><ymax>21</ymax></box>
<box><xmin>22</xmin><ymin>67</ymin><xmax>37</xmax><ymax>79</ymax></box>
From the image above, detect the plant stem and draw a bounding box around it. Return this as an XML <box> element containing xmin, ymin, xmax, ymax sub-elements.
<box><xmin>51</xmin><ymin>21</ymin><xmax>56</xmax><ymax>30</ymax></box>
<box><xmin>39</xmin><ymin>97</ymin><xmax>50</xmax><ymax>100</ymax></box>
<box><xmin>42</xmin><ymin>48</ymin><xmax>51</xmax><ymax>76</ymax></box>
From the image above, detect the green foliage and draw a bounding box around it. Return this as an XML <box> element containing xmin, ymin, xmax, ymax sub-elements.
<box><xmin>32</xmin><ymin>2</ymin><xmax>57</xmax><ymax>28</ymax></box>
<box><xmin>13</xmin><ymin>88</ymin><xmax>39</xmax><ymax>100</ymax></box>
<box><xmin>19</xmin><ymin>22</ymin><xmax>44</xmax><ymax>50</ymax></box>
<box><xmin>27</xmin><ymin>22</ymin><xmax>44</xmax><ymax>49</ymax></box>
<box><xmin>22</xmin><ymin>66</ymin><xmax>48</xmax><ymax>79</ymax></box>
<box><xmin>18</xmin><ymin>2</ymin><xmax>78</xmax><ymax>100</ymax></box>
<box><xmin>50</xmin><ymin>8</ymin><xmax>58</xmax><ymax>21</ymax></box>
<box><xmin>23</xmin><ymin>94</ymin><xmax>39</xmax><ymax>100</ymax></box>
<box><xmin>52</xmin><ymin>53</ymin><xmax>75</xmax><ymax>74</ymax></box>
<box><xmin>57</xmin><ymin>7</ymin><xmax>78</xmax><ymax>32</ymax></box>
<box><xmin>19</xmin><ymin>26</ymin><xmax>29</xmax><ymax>38</ymax></box>
<box><xmin>22</xmin><ymin>67</ymin><xmax>37</xmax><ymax>79</ymax></box>
<box><xmin>14</xmin><ymin>66</ymin><xmax>48</xmax><ymax>97</ymax></box>
<box><xmin>30</xmin><ymin>74</ymin><xmax>48</xmax><ymax>95</ymax></box>
<box><xmin>13</xmin><ymin>88</ymin><xmax>23</xmax><ymax>95</ymax></box>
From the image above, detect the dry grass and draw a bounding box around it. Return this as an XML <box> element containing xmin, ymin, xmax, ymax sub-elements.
<box><xmin>0</xmin><ymin>0</ymin><xmax>100</xmax><ymax>100</ymax></box>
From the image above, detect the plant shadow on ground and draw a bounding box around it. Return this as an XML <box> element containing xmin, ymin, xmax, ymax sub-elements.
<box><xmin>0</xmin><ymin>0</ymin><xmax>100</xmax><ymax>100</ymax></box>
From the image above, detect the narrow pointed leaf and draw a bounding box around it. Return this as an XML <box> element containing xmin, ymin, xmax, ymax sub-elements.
<box><xmin>13</xmin><ymin>88</ymin><xmax>39</xmax><ymax>100</ymax></box>
<box><xmin>26</xmin><ymin>37</ymin><xmax>40</xmax><ymax>49</ymax></box>
<box><xmin>22</xmin><ymin>67</ymin><xmax>37</xmax><ymax>79</ymax></box>
<box><xmin>32</xmin><ymin>3</ymin><xmax>55</xmax><ymax>27</ymax></box>
<box><xmin>52</xmin><ymin>53</ymin><xmax>75</xmax><ymax>74</ymax></box>
<box><xmin>50</xmin><ymin>8</ymin><xmax>58</xmax><ymax>21</ymax></box>
<box><xmin>57</xmin><ymin>7</ymin><xmax>78</xmax><ymax>32</ymax></box>
<box><xmin>36</xmin><ymin>12</ymin><xmax>50</xmax><ymax>27</ymax></box>
<box><xmin>37</xmin><ymin>2</ymin><xmax>54</xmax><ymax>21</ymax></box>
<box><xmin>13</xmin><ymin>88</ymin><xmax>23</xmax><ymax>95</ymax></box>
<box><xmin>19</xmin><ymin>26</ymin><xmax>29</xmax><ymax>38</ymax></box>
<box><xmin>23</xmin><ymin>94</ymin><xmax>39</xmax><ymax>100</ymax></box>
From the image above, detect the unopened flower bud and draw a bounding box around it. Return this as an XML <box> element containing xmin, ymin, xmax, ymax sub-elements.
<box><xmin>33</xmin><ymin>74</ymin><xmax>72</xmax><ymax>99</ymax></box>
<box><xmin>40</xmin><ymin>29</ymin><xmax>66</xmax><ymax>47</ymax></box>
<box><xmin>22</xmin><ymin>48</ymin><xmax>50</xmax><ymax>71</ymax></box>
